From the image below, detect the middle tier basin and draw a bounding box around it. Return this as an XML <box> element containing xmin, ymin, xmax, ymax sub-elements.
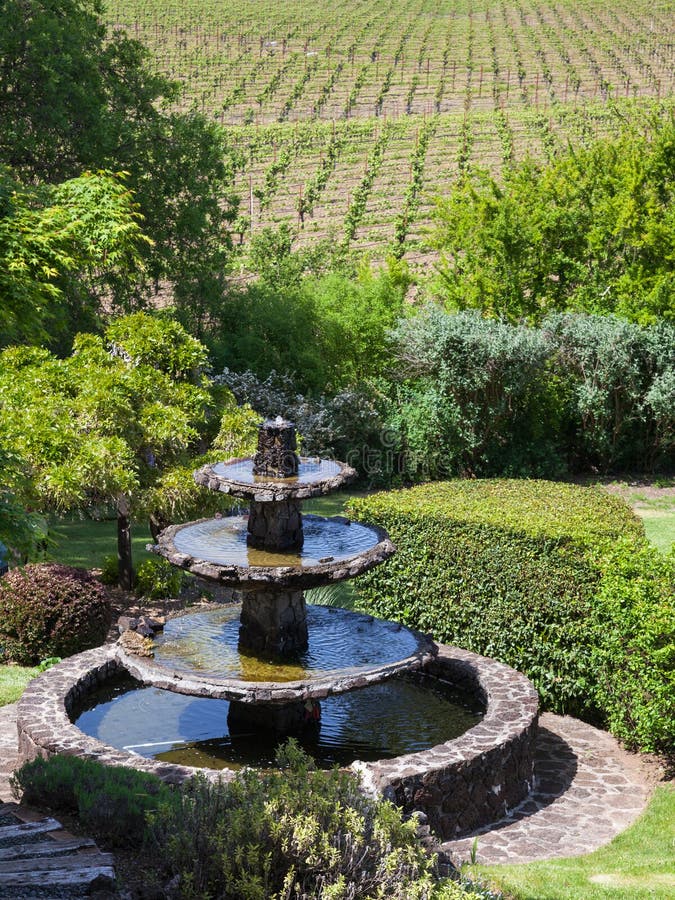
<box><xmin>152</xmin><ymin>514</ymin><xmax>395</xmax><ymax>588</ymax></box>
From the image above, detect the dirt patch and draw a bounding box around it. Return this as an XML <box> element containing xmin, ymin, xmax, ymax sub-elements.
<box><xmin>598</xmin><ymin>479</ymin><xmax>675</xmax><ymax>506</ymax></box>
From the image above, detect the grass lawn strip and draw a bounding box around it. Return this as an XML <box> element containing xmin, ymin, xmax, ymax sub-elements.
<box><xmin>472</xmin><ymin>785</ymin><xmax>675</xmax><ymax>900</ymax></box>
<box><xmin>0</xmin><ymin>667</ymin><xmax>37</xmax><ymax>707</ymax></box>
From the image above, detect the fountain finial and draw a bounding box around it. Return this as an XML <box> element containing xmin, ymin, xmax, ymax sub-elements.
<box><xmin>253</xmin><ymin>417</ymin><xmax>299</xmax><ymax>478</ymax></box>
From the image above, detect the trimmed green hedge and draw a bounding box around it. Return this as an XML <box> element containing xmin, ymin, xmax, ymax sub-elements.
<box><xmin>348</xmin><ymin>481</ymin><xmax>674</xmax><ymax>753</ymax></box>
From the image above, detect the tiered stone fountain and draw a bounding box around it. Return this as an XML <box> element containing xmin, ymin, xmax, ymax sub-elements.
<box><xmin>144</xmin><ymin>417</ymin><xmax>431</xmax><ymax>736</ymax></box>
<box><xmin>16</xmin><ymin>417</ymin><xmax>540</xmax><ymax>840</ymax></box>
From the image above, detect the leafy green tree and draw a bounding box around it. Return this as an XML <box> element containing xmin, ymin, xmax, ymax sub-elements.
<box><xmin>0</xmin><ymin>314</ymin><xmax>212</xmax><ymax>588</ymax></box>
<box><xmin>204</xmin><ymin>264</ymin><xmax>406</xmax><ymax>393</ymax></box>
<box><xmin>432</xmin><ymin>115</ymin><xmax>675</xmax><ymax>323</ymax></box>
<box><xmin>0</xmin><ymin>448</ymin><xmax>47</xmax><ymax>562</ymax></box>
<box><xmin>0</xmin><ymin>0</ymin><xmax>237</xmax><ymax>325</ymax></box>
<box><xmin>0</xmin><ymin>166</ymin><xmax>148</xmax><ymax>350</ymax></box>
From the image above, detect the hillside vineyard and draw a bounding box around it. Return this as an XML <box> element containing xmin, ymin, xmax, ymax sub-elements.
<box><xmin>108</xmin><ymin>0</ymin><xmax>675</xmax><ymax>263</ymax></box>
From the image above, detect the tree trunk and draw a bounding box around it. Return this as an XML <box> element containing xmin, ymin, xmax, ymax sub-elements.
<box><xmin>117</xmin><ymin>493</ymin><xmax>134</xmax><ymax>591</ymax></box>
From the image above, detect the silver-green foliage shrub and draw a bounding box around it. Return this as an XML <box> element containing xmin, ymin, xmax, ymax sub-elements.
<box><xmin>388</xmin><ymin>309</ymin><xmax>560</xmax><ymax>480</ymax></box>
<box><xmin>12</xmin><ymin>748</ymin><xmax>494</xmax><ymax>898</ymax></box>
<box><xmin>147</xmin><ymin>741</ymin><xmax>461</xmax><ymax>899</ymax></box>
<box><xmin>543</xmin><ymin>313</ymin><xmax>675</xmax><ymax>472</ymax></box>
<box><xmin>347</xmin><ymin>480</ymin><xmax>674</xmax><ymax>753</ymax></box>
<box><xmin>387</xmin><ymin>308</ymin><xmax>675</xmax><ymax>479</ymax></box>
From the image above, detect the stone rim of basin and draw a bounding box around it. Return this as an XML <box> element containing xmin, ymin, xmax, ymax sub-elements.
<box><xmin>115</xmin><ymin>608</ymin><xmax>438</xmax><ymax>704</ymax></box>
<box><xmin>149</xmin><ymin>516</ymin><xmax>396</xmax><ymax>588</ymax></box>
<box><xmin>193</xmin><ymin>456</ymin><xmax>357</xmax><ymax>502</ymax></box>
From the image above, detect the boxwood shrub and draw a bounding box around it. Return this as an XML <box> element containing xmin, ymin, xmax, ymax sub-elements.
<box><xmin>348</xmin><ymin>480</ymin><xmax>673</xmax><ymax>753</ymax></box>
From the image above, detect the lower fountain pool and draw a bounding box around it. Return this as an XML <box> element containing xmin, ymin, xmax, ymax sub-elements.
<box><xmin>73</xmin><ymin>672</ymin><xmax>484</xmax><ymax>770</ymax></box>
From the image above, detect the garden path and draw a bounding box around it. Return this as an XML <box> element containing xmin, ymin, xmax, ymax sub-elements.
<box><xmin>442</xmin><ymin>712</ymin><xmax>662</xmax><ymax>865</ymax></box>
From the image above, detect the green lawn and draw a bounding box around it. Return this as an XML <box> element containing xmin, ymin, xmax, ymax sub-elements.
<box><xmin>636</xmin><ymin>510</ymin><xmax>675</xmax><ymax>554</ymax></box>
<box><xmin>603</xmin><ymin>483</ymin><xmax>675</xmax><ymax>554</ymax></box>
<box><xmin>473</xmin><ymin>786</ymin><xmax>675</xmax><ymax>900</ymax></box>
<box><xmin>46</xmin><ymin>518</ymin><xmax>155</xmax><ymax>570</ymax></box>
<box><xmin>43</xmin><ymin>490</ymin><xmax>365</xmax><ymax>570</ymax></box>
<box><xmin>0</xmin><ymin>665</ymin><xmax>37</xmax><ymax>706</ymax></box>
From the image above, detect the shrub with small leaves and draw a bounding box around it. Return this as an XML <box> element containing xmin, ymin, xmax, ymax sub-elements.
<box><xmin>0</xmin><ymin>563</ymin><xmax>112</xmax><ymax>665</ymax></box>
<box><xmin>11</xmin><ymin>748</ymin><xmax>495</xmax><ymax>898</ymax></box>
<box><xmin>349</xmin><ymin>480</ymin><xmax>652</xmax><ymax>729</ymax></box>
<box><xmin>148</xmin><ymin>740</ymin><xmax>439</xmax><ymax>899</ymax></box>
<box><xmin>135</xmin><ymin>556</ymin><xmax>185</xmax><ymax>600</ymax></box>
<box><xmin>11</xmin><ymin>755</ymin><xmax>177</xmax><ymax>848</ymax></box>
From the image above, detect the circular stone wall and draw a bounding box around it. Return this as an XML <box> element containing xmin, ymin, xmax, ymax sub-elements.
<box><xmin>15</xmin><ymin>644</ymin><xmax>538</xmax><ymax>838</ymax></box>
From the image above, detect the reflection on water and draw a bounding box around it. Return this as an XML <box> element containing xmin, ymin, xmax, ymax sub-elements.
<box><xmin>172</xmin><ymin>515</ymin><xmax>380</xmax><ymax>568</ymax></box>
<box><xmin>213</xmin><ymin>458</ymin><xmax>341</xmax><ymax>486</ymax></box>
<box><xmin>73</xmin><ymin>673</ymin><xmax>484</xmax><ymax>770</ymax></box>
<box><xmin>152</xmin><ymin>605</ymin><xmax>422</xmax><ymax>682</ymax></box>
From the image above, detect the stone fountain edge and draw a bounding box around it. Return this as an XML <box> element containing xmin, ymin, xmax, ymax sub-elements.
<box><xmin>15</xmin><ymin>643</ymin><xmax>538</xmax><ymax>840</ymax></box>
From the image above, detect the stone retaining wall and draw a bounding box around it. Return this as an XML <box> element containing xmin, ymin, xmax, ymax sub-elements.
<box><xmin>16</xmin><ymin>644</ymin><xmax>538</xmax><ymax>840</ymax></box>
<box><xmin>355</xmin><ymin>646</ymin><xmax>539</xmax><ymax>839</ymax></box>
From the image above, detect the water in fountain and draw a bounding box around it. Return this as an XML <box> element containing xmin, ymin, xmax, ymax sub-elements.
<box><xmin>74</xmin><ymin>672</ymin><xmax>484</xmax><ymax>770</ymax></box>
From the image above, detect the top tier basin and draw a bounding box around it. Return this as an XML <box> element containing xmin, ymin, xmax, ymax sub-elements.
<box><xmin>194</xmin><ymin>457</ymin><xmax>357</xmax><ymax>502</ymax></box>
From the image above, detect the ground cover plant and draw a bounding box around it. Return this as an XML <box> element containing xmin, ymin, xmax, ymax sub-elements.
<box><xmin>10</xmin><ymin>746</ymin><xmax>495</xmax><ymax>899</ymax></box>
<box><xmin>348</xmin><ymin>480</ymin><xmax>675</xmax><ymax>754</ymax></box>
<box><xmin>103</xmin><ymin>0</ymin><xmax>675</xmax><ymax>265</ymax></box>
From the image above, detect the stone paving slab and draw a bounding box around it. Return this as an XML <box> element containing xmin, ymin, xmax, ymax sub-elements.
<box><xmin>0</xmin><ymin>704</ymin><xmax>18</xmax><ymax>801</ymax></box>
<box><xmin>442</xmin><ymin>712</ymin><xmax>659</xmax><ymax>864</ymax></box>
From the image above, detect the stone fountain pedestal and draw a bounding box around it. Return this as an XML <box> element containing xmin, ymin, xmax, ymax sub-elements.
<box><xmin>16</xmin><ymin>417</ymin><xmax>540</xmax><ymax>840</ymax></box>
<box><xmin>239</xmin><ymin>587</ymin><xmax>307</xmax><ymax>655</ymax></box>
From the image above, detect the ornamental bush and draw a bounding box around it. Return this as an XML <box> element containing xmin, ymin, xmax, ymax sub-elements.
<box><xmin>0</xmin><ymin>563</ymin><xmax>112</xmax><ymax>665</ymax></box>
<box><xmin>12</xmin><ymin>746</ymin><xmax>496</xmax><ymax>898</ymax></box>
<box><xmin>348</xmin><ymin>480</ymin><xmax>674</xmax><ymax>752</ymax></box>
<box><xmin>147</xmin><ymin>740</ymin><xmax>441</xmax><ymax>899</ymax></box>
<box><xmin>11</xmin><ymin>754</ymin><xmax>176</xmax><ymax>849</ymax></box>
<box><xmin>591</xmin><ymin>541</ymin><xmax>675</xmax><ymax>754</ymax></box>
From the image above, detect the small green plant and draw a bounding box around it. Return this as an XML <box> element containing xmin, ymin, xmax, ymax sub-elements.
<box><xmin>100</xmin><ymin>554</ymin><xmax>119</xmax><ymax>585</ymax></box>
<box><xmin>11</xmin><ymin>755</ymin><xmax>177</xmax><ymax>849</ymax></box>
<box><xmin>135</xmin><ymin>556</ymin><xmax>185</xmax><ymax>600</ymax></box>
<box><xmin>146</xmin><ymin>739</ymin><xmax>440</xmax><ymax>899</ymax></box>
<box><xmin>36</xmin><ymin>657</ymin><xmax>61</xmax><ymax>672</ymax></box>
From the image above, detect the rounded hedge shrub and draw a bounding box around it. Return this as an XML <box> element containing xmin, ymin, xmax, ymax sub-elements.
<box><xmin>348</xmin><ymin>480</ymin><xmax>674</xmax><ymax>753</ymax></box>
<box><xmin>0</xmin><ymin>563</ymin><xmax>112</xmax><ymax>665</ymax></box>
